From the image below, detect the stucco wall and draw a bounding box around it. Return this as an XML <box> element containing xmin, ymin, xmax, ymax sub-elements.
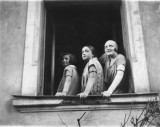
<box><xmin>139</xmin><ymin>1</ymin><xmax>160</xmax><ymax>92</ymax></box>
<box><xmin>0</xmin><ymin>0</ymin><xmax>27</xmax><ymax>125</ymax></box>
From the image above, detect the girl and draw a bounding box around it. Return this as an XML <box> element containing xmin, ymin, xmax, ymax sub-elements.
<box><xmin>100</xmin><ymin>40</ymin><xmax>127</xmax><ymax>97</ymax></box>
<box><xmin>78</xmin><ymin>46</ymin><xmax>104</xmax><ymax>98</ymax></box>
<box><xmin>55</xmin><ymin>53</ymin><xmax>80</xmax><ymax>96</ymax></box>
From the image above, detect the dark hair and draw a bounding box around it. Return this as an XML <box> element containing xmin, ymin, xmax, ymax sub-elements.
<box><xmin>83</xmin><ymin>45</ymin><xmax>97</xmax><ymax>57</ymax></box>
<box><xmin>62</xmin><ymin>53</ymin><xmax>77</xmax><ymax>65</ymax></box>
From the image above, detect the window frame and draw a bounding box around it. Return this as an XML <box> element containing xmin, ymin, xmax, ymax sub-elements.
<box><xmin>14</xmin><ymin>0</ymin><xmax>154</xmax><ymax>112</ymax></box>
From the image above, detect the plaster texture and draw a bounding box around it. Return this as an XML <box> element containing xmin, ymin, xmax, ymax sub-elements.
<box><xmin>139</xmin><ymin>1</ymin><xmax>160</xmax><ymax>92</ymax></box>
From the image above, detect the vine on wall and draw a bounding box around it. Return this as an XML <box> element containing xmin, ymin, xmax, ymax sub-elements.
<box><xmin>121</xmin><ymin>98</ymin><xmax>160</xmax><ymax>127</ymax></box>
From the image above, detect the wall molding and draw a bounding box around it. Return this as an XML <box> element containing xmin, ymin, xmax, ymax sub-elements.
<box><xmin>13</xmin><ymin>93</ymin><xmax>159</xmax><ymax>112</ymax></box>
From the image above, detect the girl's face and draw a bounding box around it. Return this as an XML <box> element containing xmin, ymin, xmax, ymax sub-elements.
<box><xmin>82</xmin><ymin>46</ymin><xmax>93</xmax><ymax>61</ymax></box>
<box><xmin>62</xmin><ymin>55</ymin><xmax>70</xmax><ymax>67</ymax></box>
<box><xmin>104</xmin><ymin>41</ymin><xmax>117</xmax><ymax>57</ymax></box>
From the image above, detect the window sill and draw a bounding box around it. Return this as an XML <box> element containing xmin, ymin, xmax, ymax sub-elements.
<box><xmin>12</xmin><ymin>93</ymin><xmax>159</xmax><ymax>112</ymax></box>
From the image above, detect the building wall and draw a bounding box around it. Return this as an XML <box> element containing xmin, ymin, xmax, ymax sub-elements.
<box><xmin>0</xmin><ymin>0</ymin><xmax>160</xmax><ymax>126</ymax></box>
<box><xmin>0</xmin><ymin>0</ymin><xmax>27</xmax><ymax>125</ymax></box>
<box><xmin>139</xmin><ymin>1</ymin><xmax>160</xmax><ymax>92</ymax></box>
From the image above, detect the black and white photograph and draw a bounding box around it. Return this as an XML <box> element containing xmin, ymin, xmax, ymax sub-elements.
<box><xmin>0</xmin><ymin>0</ymin><xmax>160</xmax><ymax>126</ymax></box>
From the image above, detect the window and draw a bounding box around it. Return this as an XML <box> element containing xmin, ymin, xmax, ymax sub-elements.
<box><xmin>13</xmin><ymin>0</ymin><xmax>156</xmax><ymax>112</ymax></box>
<box><xmin>21</xmin><ymin>0</ymin><xmax>151</xmax><ymax>96</ymax></box>
<box><xmin>43</xmin><ymin>0</ymin><xmax>131</xmax><ymax>95</ymax></box>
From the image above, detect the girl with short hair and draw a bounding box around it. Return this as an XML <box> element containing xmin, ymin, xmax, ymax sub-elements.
<box><xmin>78</xmin><ymin>46</ymin><xmax>104</xmax><ymax>98</ymax></box>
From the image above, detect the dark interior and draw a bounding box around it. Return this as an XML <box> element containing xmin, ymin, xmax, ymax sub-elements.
<box><xmin>43</xmin><ymin>1</ymin><xmax>127</xmax><ymax>95</ymax></box>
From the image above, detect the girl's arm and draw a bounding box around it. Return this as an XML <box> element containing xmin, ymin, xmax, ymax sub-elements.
<box><xmin>61</xmin><ymin>75</ymin><xmax>72</xmax><ymax>95</ymax></box>
<box><xmin>56</xmin><ymin>69</ymin><xmax>72</xmax><ymax>96</ymax></box>
<box><xmin>78</xmin><ymin>65</ymin><xmax>97</xmax><ymax>98</ymax></box>
<box><xmin>102</xmin><ymin>64</ymin><xmax>125</xmax><ymax>97</ymax></box>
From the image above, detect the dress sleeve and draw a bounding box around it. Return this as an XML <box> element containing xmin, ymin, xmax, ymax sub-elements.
<box><xmin>117</xmin><ymin>54</ymin><xmax>126</xmax><ymax>67</ymax></box>
<box><xmin>88</xmin><ymin>59</ymin><xmax>97</xmax><ymax>77</ymax></box>
<box><xmin>88</xmin><ymin>65</ymin><xmax>97</xmax><ymax>78</ymax></box>
<box><xmin>64</xmin><ymin>66</ymin><xmax>73</xmax><ymax>77</ymax></box>
<box><xmin>116</xmin><ymin>54</ymin><xmax>126</xmax><ymax>72</ymax></box>
<box><xmin>88</xmin><ymin>65</ymin><xmax>97</xmax><ymax>73</ymax></box>
<box><xmin>88</xmin><ymin>59</ymin><xmax>97</xmax><ymax>72</ymax></box>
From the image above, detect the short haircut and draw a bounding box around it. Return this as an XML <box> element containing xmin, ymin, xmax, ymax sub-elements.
<box><xmin>62</xmin><ymin>53</ymin><xmax>77</xmax><ymax>65</ymax></box>
<box><xmin>105</xmin><ymin>40</ymin><xmax>118</xmax><ymax>52</ymax></box>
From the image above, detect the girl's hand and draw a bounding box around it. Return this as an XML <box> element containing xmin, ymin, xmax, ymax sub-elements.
<box><xmin>77</xmin><ymin>92</ymin><xmax>89</xmax><ymax>99</ymax></box>
<box><xmin>55</xmin><ymin>92</ymin><xmax>62</xmax><ymax>96</ymax></box>
<box><xmin>101</xmin><ymin>90</ymin><xmax>112</xmax><ymax>97</ymax></box>
<box><xmin>61</xmin><ymin>91</ymin><xmax>67</xmax><ymax>96</ymax></box>
<box><xmin>55</xmin><ymin>92</ymin><xmax>67</xmax><ymax>96</ymax></box>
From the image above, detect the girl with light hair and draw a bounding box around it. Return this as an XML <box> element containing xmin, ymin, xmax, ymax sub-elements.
<box><xmin>99</xmin><ymin>40</ymin><xmax>127</xmax><ymax>97</ymax></box>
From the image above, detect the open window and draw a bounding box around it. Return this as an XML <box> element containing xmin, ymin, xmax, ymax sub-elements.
<box><xmin>43</xmin><ymin>0</ymin><xmax>130</xmax><ymax>95</ymax></box>
<box><xmin>20</xmin><ymin>0</ymin><xmax>151</xmax><ymax>96</ymax></box>
<box><xmin>13</xmin><ymin>0</ymin><xmax>157</xmax><ymax>112</ymax></box>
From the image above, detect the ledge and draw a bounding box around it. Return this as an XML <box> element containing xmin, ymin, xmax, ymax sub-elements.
<box><xmin>13</xmin><ymin>93</ymin><xmax>160</xmax><ymax>112</ymax></box>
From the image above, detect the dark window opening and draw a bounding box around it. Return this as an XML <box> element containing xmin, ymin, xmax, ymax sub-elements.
<box><xmin>43</xmin><ymin>1</ymin><xmax>129</xmax><ymax>95</ymax></box>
